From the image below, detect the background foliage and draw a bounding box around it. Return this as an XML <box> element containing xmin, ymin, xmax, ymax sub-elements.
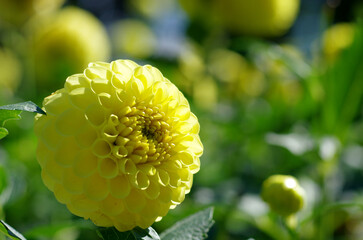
<box><xmin>0</xmin><ymin>0</ymin><xmax>363</xmax><ymax>239</ymax></box>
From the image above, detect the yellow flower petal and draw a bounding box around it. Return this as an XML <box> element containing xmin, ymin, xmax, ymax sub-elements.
<box><xmin>69</xmin><ymin>194</ymin><xmax>99</xmax><ymax>214</ymax></box>
<box><xmin>98</xmin><ymin>158</ymin><xmax>119</xmax><ymax>179</ymax></box>
<box><xmin>83</xmin><ymin>173</ymin><xmax>109</xmax><ymax>201</ymax></box>
<box><xmin>73</xmin><ymin>150</ymin><xmax>98</xmax><ymax>177</ymax></box>
<box><xmin>124</xmin><ymin>189</ymin><xmax>146</xmax><ymax>213</ymax></box>
<box><xmin>54</xmin><ymin>137</ymin><xmax>81</xmax><ymax>166</ymax></box>
<box><xmin>62</xmin><ymin>168</ymin><xmax>84</xmax><ymax>194</ymax></box>
<box><xmin>100</xmin><ymin>195</ymin><xmax>125</xmax><ymax>216</ymax></box>
<box><xmin>55</xmin><ymin>108</ymin><xmax>87</xmax><ymax>136</ymax></box>
<box><xmin>53</xmin><ymin>183</ymin><xmax>72</xmax><ymax>204</ymax></box>
<box><xmin>109</xmin><ymin>175</ymin><xmax>131</xmax><ymax>199</ymax></box>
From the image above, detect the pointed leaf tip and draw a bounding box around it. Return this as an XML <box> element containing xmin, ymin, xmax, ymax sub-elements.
<box><xmin>0</xmin><ymin>101</ymin><xmax>46</xmax><ymax>115</ymax></box>
<box><xmin>132</xmin><ymin>227</ymin><xmax>160</xmax><ymax>240</ymax></box>
<box><xmin>0</xmin><ymin>127</ymin><xmax>9</xmax><ymax>140</ymax></box>
<box><xmin>0</xmin><ymin>220</ymin><xmax>27</xmax><ymax>240</ymax></box>
<box><xmin>160</xmin><ymin>207</ymin><xmax>215</xmax><ymax>240</ymax></box>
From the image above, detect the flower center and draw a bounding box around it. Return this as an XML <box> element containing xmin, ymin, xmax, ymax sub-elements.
<box><xmin>102</xmin><ymin>103</ymin><xmax>175</xmax><ymax>165</ymax></box>
<box><xmin>141</xmin><ymin>127</ymin><xmax>156</xmax><ymax>140</ymax></box>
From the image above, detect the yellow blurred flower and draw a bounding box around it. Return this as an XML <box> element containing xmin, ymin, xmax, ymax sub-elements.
<box><xmin>208</xmin><ymin>48</ymin><xmax>247</xmax><ymax>84</ymax></box>
<box><xmin>193</xmin><ymin>76</ymin><xmax>218</xmax><ymax>111</ymax></box>
<box><xmin>0</xmin><ymin>48</ymin><xmax>21</xmax><ymax>96</ymax></box>
<box><xmin>180</xmin><ymin>0</ymin><xmax>300</xmax><ymax>37</ymax></box>
<box><xmin>237</xmin><ymin>65</ymin><xmax>266</xmax><ymax>98</ymax></box>
<box><xmin>0</xmin><ymin>0</ymin><xmax>65</xmax><ymax>26</ymax></box>
<box><xmin>175</xmin><ymin>42</ymin><xmax>219</xmax><ymax>110</ymax></box>
<box><xmin>322</xmin><ymin>23</ymin><xmax>355</xmax><ymax>62</ymax></box>
<box><xmin>255</xmin><ymin>44</ymin><xmax>306</xmax><ymax>106</ymax></box>
<box><xmin>178</xmin><ymin>43</ymin><xmax>205</xmax><ymax>81</ymax></box>
<box><xmin>30</xmin><ymin>7</ymin><xmax>110</xmax><ymax>90</ymax></box>
<box><xmin>34</xmin><ymin>59</ymin><xmax>202</xmax><ymax>231</ymax></box>
<box><xmin>207</xmin><ymin>48</ymin><xmax>266</xmax><ymax>99</ymax></box>
<box><xmin>178</xmin><ymin>0</ymin><xmax>212</xmax><ymax>27</ymax></box>
<box><xmin>110</xmin><ymin>19</ymin><xmax>156</xmax><ymax>59</ymax></box>
<box><xmin>173</xmin><ymin>41</ymin><xmax>206</xmax><ymax>96</ymax></box>
<box><xmin>130</xmin><ymin>0</ymin><xmax>175</xmax><ymax>19</ymax></box>
<box><xmin>213</xmin><ymin>0</ymin><xmax>300</xmax><ymax>36</ymax></box>
<box><xmin>261</xmin><ymin>175</ymin><xmax>305</xmax><ymax>216</ymax></box>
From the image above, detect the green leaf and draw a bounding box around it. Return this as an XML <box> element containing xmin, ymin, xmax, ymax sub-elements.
<box><xmin>0</xmin><ymin>220</ymin><xmax>26</xmax><ymax>240</ymax></box>
<box><xmin>98</xmin><ymin>226</ymin><xmax>160</xmax><ymax>240</ymax></box>
<box><xmin>0</xmin><ymin>166</ymin><xmax>7</xmax><ymax>196</ymax></box>
<box><xmin>318</xmin><ymin>23</ymin><xmax>363</xmax><ymax>135</ymax></box>
<box><xmin>0</xmin><ymin>109</ymin><xmax>21</xmax><ymax>140</ymax></box>
<box><xmin>131</xmin><ymin>227</ymin><xmax>160</xmax><ymax>240</ymax></box>
<box><xmin>0</xmin><ymin>101</ymin><xmax>46</xmax><ymax>115</ymax></box>
<box><xmin>0</xmin><ymin>110</ymin><xmax>21</xmax><ymax>128</ymax></box>
<box><xmin>0</xmin><ymin>128</ymin><xmax>9</xmax><ymax>140</ymax></box>
<box><xmin>160</xmin><ymin>207</ymin><xmax>215</xmax><ymax>240</ymax></box>
<box><xmin>0</xmin><ymin>101</ymin><xmax>45</xmax><ymax>140</ymax></box>
<box><xmin>24</xmin><ymin>220</ymin><xmax>93</xmax><ymax>239</ymax></box>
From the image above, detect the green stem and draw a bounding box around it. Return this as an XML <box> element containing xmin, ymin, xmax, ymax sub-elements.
<box><xmin>281</xmin><ymin>215</ymin><xmax>298</xmax><ymax>240</ymax></box>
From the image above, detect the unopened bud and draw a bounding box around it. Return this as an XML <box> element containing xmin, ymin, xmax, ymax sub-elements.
<box><xmin>261</xmin><ymin>175</ymin><xmax>304</xmax><ymax>216</ymax></box>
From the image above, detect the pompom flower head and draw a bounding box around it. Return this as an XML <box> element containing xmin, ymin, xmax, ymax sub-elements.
<box><xmin>34</xmin><ymin>59</ymin><xmax>202</xmax><ymax>231</ymax></box>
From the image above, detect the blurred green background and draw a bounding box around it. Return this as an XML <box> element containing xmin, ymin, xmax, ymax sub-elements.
<box><xmin>1</xmin><ymin>0</ymin><xmax>363</xmax><ymax>239</ymax></box>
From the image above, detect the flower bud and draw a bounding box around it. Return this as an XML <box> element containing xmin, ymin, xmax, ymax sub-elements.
<box><xmin>261</xmin><ymin>175</ymin><xmax>304</xmax><ymax>216</ymax></box>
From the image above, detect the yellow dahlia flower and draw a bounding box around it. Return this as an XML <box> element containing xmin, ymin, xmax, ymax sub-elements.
<box><xmin>34</xmin><ymin>59</ymin><xmax>202</xmax><ymax>231</ymax></box>
<box><xmin>30</xmin><ymin>7</ymin><xmax>110</xmax><ymax>90</ymax></box>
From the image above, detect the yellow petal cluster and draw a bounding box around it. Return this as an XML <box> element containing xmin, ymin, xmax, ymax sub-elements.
<box><xmin>34</xmin><ymin>59</ymin><xmax>202</xmax><ymax>231</ymax></box>
<box><xmin>261</xmin><ymin>175</ymin><xmax>305</xmax><ymax>216</ymax></box>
